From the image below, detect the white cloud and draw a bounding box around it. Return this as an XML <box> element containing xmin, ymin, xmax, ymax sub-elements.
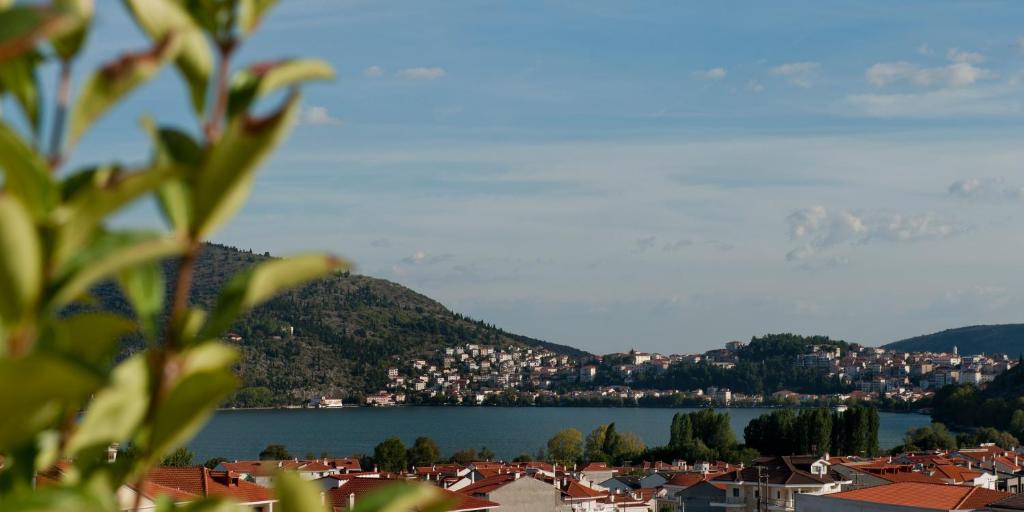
<box><xmin>866</xmin><ymin>61</ymin><xmax>993</xmax><ymax>88</ymax></box>
<box><xmin>299</xmin><ymin>106</ymin><xmax>342</xmax><ymax>126</ymax></box>
<box><xmin>865</xmin><ymin>49</ymin><xmax>993</xmax><ymax>88</ymax></box>
<box><xmin>841</xmin><ymin>82</ymin><xmax>1022</xmax><ymax>118</ymax></box>
<box><xmin>770</xmin><ymin>61</ymin><xmax>819</xmax><ymax>88</ymax></box>
<box><xmin>400</xmin><ymin>250</ymin><xmax>453</xmax><ymax>265</ymax></box>
<box><xmin>693</xmin><ymin>67</ymin><xmax>727</xmax><ymax>80</ymax></box>
<box><xmin>397</xmin><ymin>67</ymin><xmax>446</xmax><ymax>80</ymax></box>
<box><xmin>786</xmin><ymin>206</ymin><xmax>962</xmax><ymax>262</ymax></box>
<box><xmin>946</xmin><ymin>48</ymin><xmax>985</xmax><ymax>64</ymax></box>
<box><xmin>364</xmin><ymin>65</ymin><xmax>384</xmax><ymax>77</ymax></box>
<box><xmin>948</xmin><ymin>177</ymin><xmax>1024</xmax><ymax>201</ymax></box>
<box><xmin>747</xmin><ymin>80</ymin><xmax>765</xmax><ymax>93</ymax></box>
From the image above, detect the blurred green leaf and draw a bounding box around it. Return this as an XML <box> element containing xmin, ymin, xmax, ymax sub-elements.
<box><xmin>157</xmin><ymin>495</ymin><xmax>244</xmax><ymax>512</ymax></box>
<box><xmin>68</xmin><ymin>35</ymin><xmax>179</xmax><ymax>148</ymax></box>
<box><xmin>122</xmin><ymin>0</ymin><xmax>212</xmax><ymax>113</ymax></box>
<box><xmin>52</xmin><ymin>164</ymin><xmax>177</xmax><ymax>269</ymax></box>
<box><xmin>0</xmin><ymin>195</ymin><xmax>41</xmax><ymax>325</ymax></box>
<box><xmin>0</xmin><ymin>121</ymin><xmax>57</xmax><ymax>218</ymax></box>
<box><xmin>274</xmin><ymin>470</ymin><xmax>326</xmax><ymax>512</ymax></box>
<box><xmin>43</xmin><ymin>312</ymin><xmax>134</xmax><ymax>367</ymax></box>
<box><xmin>227</xmin><ymin>58</ymin><xmax>333</xmax><ymax>117</ymax></box>
<box><xmin>237</xmin><ymin>0</ymin><xmax>277</xmax><ymax>36</ymax></box>
<box><xmin>51</xmin><ymin>0</ymin><xmax>94</xmax><ymax>60</ymax></box>
<box><xmin>192</xmin><ymin>91</ymin><xmax>300</xmax><ymax>236</ymax></box>
<box><xmin>0</xmin><ymin>51</ymin><xmax>43</xmax><ymax>133</ymax></box>
<box><xmin>0</xmin><ymin>5</ymin><xmax>77</xmax><ymax>63</ymax></box>
<box><xmin>147</xmin><ymin>345</ymin><xmax>238</xmax><ymax>461</ymax></box>
<box><xmin>140</xmin><ymin>119</ymin><xmax>202</xmax><ymax>232</ymax></box>
<box><xmin>0</xmin><ymin>355</ymin><xmax>102</xmax><ymax>448</ymax></box>
<box><xmin>202</xmin><ymin>253</ymin><xmax>348</xmax><ymax>338</ymax></box>
<box><xmin>48</xmin><ymin>231</ymin><xmax>184</xmax><ymax>309</ymax></box>
<box><xmin>66</xmin><ymin>355</ymin><xmax>149</xmax><ymax>457</ymax></box>
<box><xmin>118</xmin><ymin>263</ymin><xmax>164</xmax><ymax>340</ymax></box>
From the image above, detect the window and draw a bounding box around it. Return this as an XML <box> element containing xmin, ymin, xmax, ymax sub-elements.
<box><xmin>733</xmin><ymin>488</ymin><xmax>740</xmax><ymax>497</ymax></box>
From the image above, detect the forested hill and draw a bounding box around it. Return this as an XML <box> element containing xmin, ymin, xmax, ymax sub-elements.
<box><xmin>97</xmin><ymin>243</ymin><xmax>589</xmax><ymax>405</ymax></box>
<box><xmin>884</xmin><ymin>324</ymin><xmax>1024</xmax><ymax>356</ymax></box>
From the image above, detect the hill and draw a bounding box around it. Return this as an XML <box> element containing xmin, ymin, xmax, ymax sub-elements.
<box><xmin>95</xmin><ymin>243</ymin><xmax>589</xmax><ymax>406</ymax></box>
<box><xmin>884</xmin><ymin>324</ymin><xmax>1024</xmax><ymax>356</ymax></box>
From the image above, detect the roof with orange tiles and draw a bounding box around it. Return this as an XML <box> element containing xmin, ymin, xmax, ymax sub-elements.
<box><xmin>990</xmin><ymin>494</ymin><xmax>1024</xmax><ymax>511</ymax></box>
<box><xmin>327</xmin><ymin>478</ymin><xmax>498</xmax><ymax>511</ymax></box>
<box><xmin>665</xmin><ymin>472</ymin><xmax>717</xmax><ymax>488</ymax></box>
<box><xmin>148</xmin><ymin>467</ymin><xmax>276</xmax><ymax>504</ymax></box>
<box><xmin>221</xmin><ymin>459</ymin><xmax>335</xmax><ymax>476</ymax></box>
<box><xmin>821</xmin><ymin>482</ymin><xmax>1010</xmax><ymax>511</ymax></box>
<box><xmin>932</xmin><ymin>464</ymin><xmax>984</xmax><ymax>482</ymax></box>
<box><xmin>562</xmin><ymin>480</ymin><xmax>609</xmax><ymax>500</ymax></box>
<box><xmin>581</xmin><ymin>462</ymin><xmax>616</xmax><ymax>473</ymax></box>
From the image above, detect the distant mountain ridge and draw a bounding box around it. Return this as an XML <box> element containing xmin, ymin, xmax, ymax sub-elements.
<box><xmin>884</xmin><ymin>324</ymin><xmax>1024</xmax><ymax>356</ymax></box>
<box><xmin>95</xmin><ymin>243</ymin><xmax>589</xmax><ymax>405</ymax></box>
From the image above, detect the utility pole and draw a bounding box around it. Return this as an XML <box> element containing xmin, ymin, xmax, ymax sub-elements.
<box><xmin>756</xmin><ymin>466</ymin><xmax>768</xmax><ymax>512</ymax></box>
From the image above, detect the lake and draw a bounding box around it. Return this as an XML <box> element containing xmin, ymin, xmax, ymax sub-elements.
<box><xmin>187</xmin><ymin>407</ymin><xmax>931</xmax><ymax>461</ymax></box>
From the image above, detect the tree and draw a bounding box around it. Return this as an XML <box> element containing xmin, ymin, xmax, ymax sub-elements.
<box><xmin>899</xmin><ymin>423</ymin><xmax>957</xmax><ymax>452</ymax></box>
<box><xmin>204</xmin><ymin>457</ymin><xmax>228</xmax><ymax>470</ymax></box>
<box><xmin>449</xmin><ymin>448</ymin><xmax>479</xmax><ymax>464</ymax></box>
<box><xmin>162</xmin><ymin>447</ymin><xmax>196</xmax><ymax>467</ymax></box>
<box><xmin>479</xmin><ymin>446</ymin><xmax>496</xmax><ymax>461</ymax></box>
<box><xmin>374</xmin><ymin>437</ymin><xmax>409</xmax><ymax>472</ymax></box>
<box><xmin>408</xmin><ymin>437</ymin><xmax>441</xmax><ymax>467</ymax></box>
<box><xmin>260</xmin><ymin>444</ymin><xmax>293</xmax><ymax>461</ymax></box>
<box><xmin>548</xmin><ymin>428</ymin><xmax>584</xmax><ymax>465</ymax></box>
<box><xmin>585</xmin><ymin>425</ymin><xmax>610</xmax><ymax>462</ymax></box>
<box><xmin>616</xmin><ymin>432</ymin><xmax>646</xmax><ymax>461</ymax></box>
<box><xmin>602</xmin><ymin>423</ymin><xmax>621</xmax><ymax>460</ymax></box>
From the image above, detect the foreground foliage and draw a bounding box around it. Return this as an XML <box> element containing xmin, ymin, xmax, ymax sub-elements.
<box><xmin>0</xmin><ymin>1</ymin><xmax>445</xmax><ymax>510</ymax></box>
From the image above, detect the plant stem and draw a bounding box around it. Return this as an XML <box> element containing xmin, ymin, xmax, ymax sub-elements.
<box><xmin>204</xmin><ymin>40</ymin><xmax>236</xmax><ymax>141</ymax></box>
<box><xmin>48</xmin><ymin>59</ymin><xmax>72</xmax><ymax>170</ymax></box>
<box><xmin>131</xmin><ymin>239</ymin><xmax>200</xmax><ymax>512</ymax></box>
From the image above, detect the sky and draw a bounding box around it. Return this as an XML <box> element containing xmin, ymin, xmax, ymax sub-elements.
<box><xmin>60</xmin><ymin>0</ymin><xmax>1024</xmax><ymax>354</ymax></box>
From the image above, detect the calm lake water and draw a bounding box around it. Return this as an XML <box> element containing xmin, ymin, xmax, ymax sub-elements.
<box><xmin>187</xmin><ymin>407</ymin><xmax>931</xmax><ymax>461</ymax></box>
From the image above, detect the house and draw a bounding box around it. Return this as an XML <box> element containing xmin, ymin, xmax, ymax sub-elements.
<box><xmin>459</xmin><ymin>473</ymin><xmax>562</xmax><ymax>512</ymax></box>
<box><xmin>559</xmin><ymin>479</ymin><xmax>611</xmax><ymax>511</ymax></box>
<box><xmin>794</xmin><ymin>482</ymin><xmax>1011</xmax><ymax>512</ymax></box>
<box><xmin>146</xmin><ymin>467</ymin><xmax>278</xmax><ymax>511</ymax></box>
<box><xmin>580</xmin><ymin>462</ymin><xmax>617</xmax><ymax>486</ymax></box>
<box><xmin>327</xmin><ymin>477</ymin><xmax>499</xmax><ymax>511</ymax></box>
<box><xmin>638</xmin><ymin>472</ymin><xmax>669</xmax><ymax>489</ymax></box>
<box><xmin>219</xmin><ymin>459</ymin><xmax>338</xmax><ymax>486</ymax></box>
<box><xmin>931</xmin><ymin>464</ymin><xmax>998</xmax><ymax>489</ymax></box>
<box><xmin>599</xmin><ymin>475</ymin><xmax>642</xmax><ymax>493</ymax></box>
<box><xmin>711</xmin><ymin>456</ymin><xmax>844</xmax><ymax>512</ymax></box>
<box><xmin>659</xmin><ymin>480</ymin><xmax>727</xmax><ymax>512</ymax></box>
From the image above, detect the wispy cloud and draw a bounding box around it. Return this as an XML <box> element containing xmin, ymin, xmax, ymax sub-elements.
<box><xmin>693</xmin><ymin>67</ymin><xmax>727</xmax><ymax>80</ymax></box>
<box><xmin>865</xmin><ymin>49</ymin><xmax>993</xmax><ymax>88</ymax></box>
<box><xmin>397</xmin><ymin>67</ymin><xmax>446</xmax><ymax>80</ymax></box>
<box><xmin>840</xmin><ymin>81</ymin><xmax>1023</xmax><ymax>118</ymax></box>
<box><xmin>770</xmin><ymin>61</ymin><xmax>819</xmax><ymax>88</ymax></box>
<box><xmin>786</xmin><ymin>206</ymin><xmax>964</xmax><ymax>263</ymax></box>
<box><xmin>299</xmin><ymin>106</ymin><xmax>342</xmax><ymax>126</ymax></box>
<box><xmin>364</xmin><ymin>65</ymin><xmax>384</xmax><ymax>77</ymax></box>
<box><xmin>948</xmin><ymin>178</ymin><xmax>1024</xmax><ymax>201</ymax></box>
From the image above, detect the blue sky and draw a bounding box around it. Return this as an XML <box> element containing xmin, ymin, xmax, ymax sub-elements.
<box><xmin>69</xmin><ymin>1</ymin><xmax>1024</xmax><ymax>353</ymax></box>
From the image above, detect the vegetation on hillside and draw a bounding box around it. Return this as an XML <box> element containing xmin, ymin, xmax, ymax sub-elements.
<box><xmin>93</xmin><ymin>243</ymin><xmax>588</xmax><ymax>406</ymax></box>
<box><xmin>885</xmin><ymin>324</ymin><xmax>1024</xmax><ymax>356</ymax></box>
<box><xmin>629</xmin><ymin>333</ymin><xmax>851</xmax><ymax>395</ymax></box>
<box><xmin>929</xmin><ymin>362</ymin><xmax>1024</xmax><ymax>441</ymax></box>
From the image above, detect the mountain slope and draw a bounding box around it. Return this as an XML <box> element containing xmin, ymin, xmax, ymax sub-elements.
<box><xmin>96</xmin><ymin>243</ymin><xmax>589</xmax><ymax>405</ymax></box>
<box><xmin>884</xmin><ymin>324</ymin><xmax>1024</xmax><ymax>356</ymax></box>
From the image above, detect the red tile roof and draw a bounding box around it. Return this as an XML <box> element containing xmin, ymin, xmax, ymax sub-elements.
<box><xmin>147</xmin><ymin>467</ymin><xmax>275</xmax><ymax>504</ymax></box>
<box><xmin>328</xmin><ymin>478</ymin><xmax>498</xmax><ymax>511</ymax></box>
<box><xmin>823</xmin><ymin>482</ymin><xmax>1010</xmax><ymax>511</ymax></box>
<box><xmin>562</xmin><ymin>480</ymin><xmax>609</xmax><ymax>500</ymax></box>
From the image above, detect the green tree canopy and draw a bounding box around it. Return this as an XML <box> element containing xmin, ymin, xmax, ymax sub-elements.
<box><xmin>408</xmin><ymin>437</ymin><xmax>441</xmax><ymax>467</ymax></box>
<box><xmin>374</xmin><ymin>437</ymin><xmax>409</xmax><ymax>472</ymax></box>
<box><xmin>547</xmin><ymin>428</ymin><xmax>584</xmax><ymax>465</ymax></box>
<box><xmin>259</xmin><ymin>444</ymin><xmax>292</xmax><ymax>460</ymax></box>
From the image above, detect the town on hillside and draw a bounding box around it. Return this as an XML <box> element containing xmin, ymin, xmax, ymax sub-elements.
<box><xmin>316</xmin><ymin>336</ymin><xmax>1018</xmax><ymax>409</ymax></box>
